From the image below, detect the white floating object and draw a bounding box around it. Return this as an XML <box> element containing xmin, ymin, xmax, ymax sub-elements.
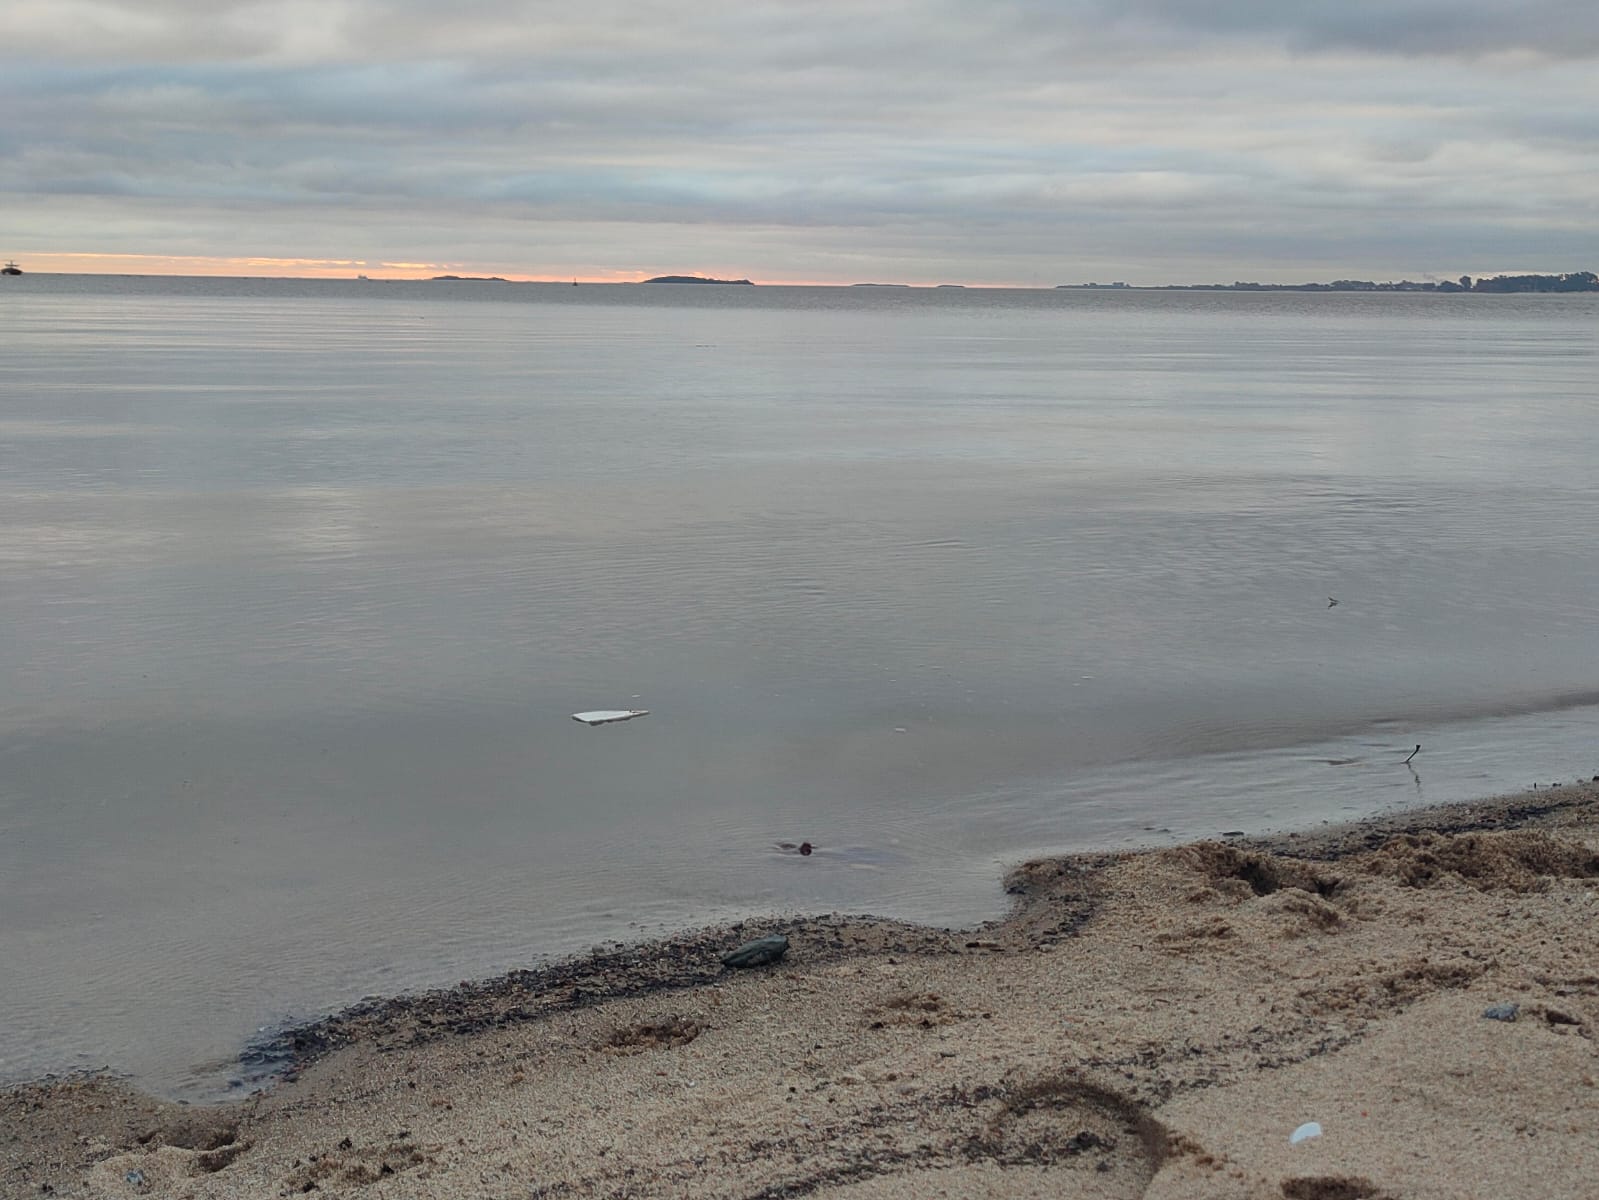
<box><xmin>1290</xmin><ymin>1122</ymin><xmax>1323</xmax><ymax>1145</ymax></box>
<box><xmin>571</xmin><ymin>709</ymin><xmax>649</xmax><ymax>726</ymax></box>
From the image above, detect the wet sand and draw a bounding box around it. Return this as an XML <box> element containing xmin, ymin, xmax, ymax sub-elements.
<box><xmin>7</xmin><ymin>782</ymin><xmax>1599</xmax><ymax>1199</ymax></box>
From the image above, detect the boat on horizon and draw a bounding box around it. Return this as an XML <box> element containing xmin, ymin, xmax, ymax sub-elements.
<box><xmin>1</xmin><ymin>261</ymin><xmax>20</xmax><ymax>276</ymax></box>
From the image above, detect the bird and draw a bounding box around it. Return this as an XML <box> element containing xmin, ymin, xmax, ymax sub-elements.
<box><xmin>1327</xmin><ymin>597</ymin><xmax>1339</xmax><ymax>607</ymax></box>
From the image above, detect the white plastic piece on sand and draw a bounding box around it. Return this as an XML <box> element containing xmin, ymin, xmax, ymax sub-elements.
<box><xmin>571</xmin><ymin>710</ymin><xmax>650</xmax><ymax>726</ymax></box>
<box><xmin>1290</xmin><ymin>1122</ymin><xmax>1323</xmax><ymax>1145</ymax></box>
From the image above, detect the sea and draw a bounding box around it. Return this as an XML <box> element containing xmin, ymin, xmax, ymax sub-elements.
<box><xmin>2</xmin><ymin>275</ymin><xmax>1597</xmax><ymax>1098</ymax></box>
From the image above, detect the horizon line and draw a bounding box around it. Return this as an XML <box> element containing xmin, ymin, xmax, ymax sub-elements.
<box><xmin>5</xmin><ymin>253</ymin><xmax>1588</xmax><ymax>291</ymax></box>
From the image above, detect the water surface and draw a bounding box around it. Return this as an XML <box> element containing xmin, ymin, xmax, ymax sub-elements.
<box><xmin>2</xmin><ymin>276</ymin><xmax>1597</xmax><ymax>1095</ymax></box>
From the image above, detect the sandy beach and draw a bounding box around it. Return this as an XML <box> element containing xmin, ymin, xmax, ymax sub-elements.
<box><xmin>7</xmin><ymin>783</ymin><xmax>1598</xmax><ymax>1200</ymax></box>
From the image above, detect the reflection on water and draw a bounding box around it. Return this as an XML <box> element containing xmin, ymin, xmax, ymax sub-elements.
<box><xmin>1</xmin><ymin>278</ymin><xmax>1597</xmax><ymax>1095</ymax></box>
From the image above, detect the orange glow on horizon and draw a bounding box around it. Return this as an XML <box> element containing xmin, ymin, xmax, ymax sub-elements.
<box><xmin>10</xmin><ymin>252</ymin><xmax>1024</xmax><ymax>288</ymax></box>
<box><xmin>22</xmin><ymin>252</ymin><xmax>489</xmax><ymax>280</ymax></box>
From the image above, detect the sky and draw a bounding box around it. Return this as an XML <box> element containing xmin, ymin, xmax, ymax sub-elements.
<box><xmin>2</xmin><ymin>1</ymin><xmax>1596</xmax><ymax>284</ymax></box>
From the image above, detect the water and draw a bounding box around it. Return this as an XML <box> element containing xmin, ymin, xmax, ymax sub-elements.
<box><xmin>3</xmin><ymin>276</ymin><xmax>1597</xmax><ymax>1097</ymax></box>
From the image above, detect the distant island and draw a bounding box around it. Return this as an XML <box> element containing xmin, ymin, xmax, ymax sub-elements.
<box><xmin>431</xmin><ymin>275</ymin><xmax>508</xmax><ymax>282</ymax></box>
<box><xmin>1059</xmin><ymin>271</ymin><xmax>1598</xmax><ymax>294</ymax></box>
<box><xmin>642</xmin><ymin>275</ymin><xmax>753</xmax><ymax>285</ymax></box>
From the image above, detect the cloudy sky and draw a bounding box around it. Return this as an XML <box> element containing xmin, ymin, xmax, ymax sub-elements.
<box><xmin>3</xmin><ymin>1</ymin><xmax>1595</xmax><ymax>283</ymax></box>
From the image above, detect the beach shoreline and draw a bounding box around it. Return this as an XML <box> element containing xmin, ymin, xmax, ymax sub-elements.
<box><xmin>8</xmin><ymin>781</ymin><xmax>1598</xmax><ymax>1198</ymax></box>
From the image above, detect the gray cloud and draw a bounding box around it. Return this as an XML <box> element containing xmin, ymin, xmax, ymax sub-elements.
<box><xmin>1</xmin><ymin>2</ymin><xmax>1595</xmax><ymax>282</ymax></box>
<box><xmin>14</xmin><ymin>1</ymin><xmax>1598</xmax><ymax>64</ymax></box>
<box><xmin>1081</xmin><ymin>0</ymin><xmax>1599</xmax><ymax>59</ymax></box>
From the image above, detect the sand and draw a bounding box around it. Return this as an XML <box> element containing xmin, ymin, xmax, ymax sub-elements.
<box><xmin>7</xmin><ymin>783</ymin><xmax>1599</xmax><ymax>1200</ymax></box>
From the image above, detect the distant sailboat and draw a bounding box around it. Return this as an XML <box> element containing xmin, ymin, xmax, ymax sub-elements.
<box><xmin>1</xmin><ymin>261</ymin><xmax>21</xmax><ymax>276</ymax></box>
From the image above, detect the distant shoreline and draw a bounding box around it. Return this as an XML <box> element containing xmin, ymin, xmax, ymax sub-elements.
<box><xmin>6</xmin><ymin>271</ymin><xmax>1598</xmax><ymax>292</ymax></box>
<box><xmin>1064</xmin><ymin>270</ymin><xmax>1598</xmax><ymax>294</ymax></box>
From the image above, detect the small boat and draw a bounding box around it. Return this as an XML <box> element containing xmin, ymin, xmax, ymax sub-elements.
<box><xmin>1</xmin><ymin>261</ymin><xmax>20</xmax><ymax>276</ymax></box>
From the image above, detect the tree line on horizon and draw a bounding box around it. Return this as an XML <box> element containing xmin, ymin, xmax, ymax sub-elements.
<box><xmin>1160</xmin><ymin>270</ymin><xmax>1597</xmax><ymax>293</ymax></box>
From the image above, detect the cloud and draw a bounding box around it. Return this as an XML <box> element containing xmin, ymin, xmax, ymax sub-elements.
<box><xmin>12</xmin><ymin>2</ymin><xmax>1598</xmax><ymax>65</ymax></box>
<box><xmin>0</xmin><ymin>2</ymin><xmax>1595</xmax><ymax>281</ymax></box>
<box><xmin>1079</xmin><ymin>0</ymin><xmax>1599</xmax><ymax>60</ymax></box>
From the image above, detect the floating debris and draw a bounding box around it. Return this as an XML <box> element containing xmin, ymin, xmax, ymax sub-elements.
<box><xmin>571</xmin><ymin>710</ymin><xmax>650</xmax><ymax>726</ymax></box>
<box><xmin>721</xmin><ymin>934</ymin><xmax>789</xmax><ymax>969</ymax></box>
<box><xmin>1289</xmin><ymin>1122</ymin><xmax>1323</xmax><ymax>1145</ymax></box>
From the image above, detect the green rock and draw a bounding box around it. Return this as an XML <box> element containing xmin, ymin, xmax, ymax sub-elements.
<box><xmin>721</xmin><ymin>934</ymin><xmax>789</xmax><ymax>969</ymax></box>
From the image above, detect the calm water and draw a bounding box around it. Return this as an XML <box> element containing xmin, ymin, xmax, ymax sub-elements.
<box><xmin>3</xmin><ymin>276</ymin><xmax>1597</xmax><ymax>1096</ymax></box>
